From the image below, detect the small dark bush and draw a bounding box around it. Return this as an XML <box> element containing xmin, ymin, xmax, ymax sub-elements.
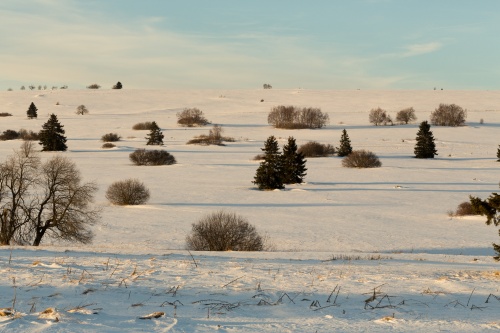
<box><xmin>268</xmin><ymin>105</ymin><xmax>329</xmax><ymax>129</ymax></box>
<box><xmin>0</xmin><ymin>112</ymin><xmax>12</xmax><ymax>117</ymax></box>
<box><xmin>298</xmin><ymin>141</ymin><xmax>335</xmax><ymax>157</ymax></box>
<box><xmin>186</xmin><ymin>211</ymin><xmax>264</xmax><ymax>251</ymax></box>
<box><xmin>112</xmin><ymin>81</ymin><xmax>123</xmax><ymax>89</ymax></box>
<box><xmin>430</xmin><ymin>103</ymin><xmax>467</xmax><ymax>126</ymax></box>
<box><xmin>177</xmin><ymin>108</ymin><xmax>210</xmax><ymax>127</ymax></box>
<box><xmin>0</xmin><ymin>130</ymin><xmax>20</xmax><ymax>141</ymax></box>
<box><xmin>102</xmin><ymin>143</ymin><xmax>116</xmax><ymax>149</ymax></box>
<box><xmin>449</xmin><ymin>201</ymin><xmax>480</xmax><ymax>217</ymax></box>
<box><xmin>101</xmin><ymin>133</ymin><xmax>121</xmax><ymax>142</ymax></box>
<box><xmin>106</xmin><ymin>179</ymin><xmax>150</xmax><ymax>205</ymax></box>
<box><xmin>86</xmin><ymin>83</ymin><xmax>101</xmax><ymax>89</ymax></box>
<box><xmin>132</xmin><ymin>122</ymin><xmax>155</xmax><ymax>130</ymax></box>
<box><xmin>253</xmin><ymin>153</ymin><xmax>265</xmax><ymax>161</ymax></box>
<box><xmin>129</xmin><ymin>149</ymin><xmax>176</xmax><ymax>166</ymax></box>
<box><xmin>342</xmin><ymin>150</ymin><xmax>381</xmax><ymax>168</ymax></box>
<box><xmin>19</xmin><ymin>129</ymin><xmax>40</xmax><ymax>141</ymax></box>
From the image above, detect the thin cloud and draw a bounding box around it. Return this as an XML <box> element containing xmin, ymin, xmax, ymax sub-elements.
<box><xmin>402</xmin><ymin>42</ymin><xmax>442</xmax><ymax>57</ymax></box>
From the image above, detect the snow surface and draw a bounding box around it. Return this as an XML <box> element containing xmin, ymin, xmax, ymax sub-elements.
<box><xmin>0</xmin><ymin>89</ymin><xmax>499</xmax><ymax>332</ymax></box>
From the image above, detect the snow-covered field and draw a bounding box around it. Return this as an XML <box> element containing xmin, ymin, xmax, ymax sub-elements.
<box><xmin>0</xmin><ymin>89</ymin><xmax>499</xmax><ymax>332</ymax></box>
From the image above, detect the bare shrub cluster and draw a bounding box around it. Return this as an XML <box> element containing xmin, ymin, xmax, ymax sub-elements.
<box><xmin>106</xmin><ymin>179</ymin><xmax>150</xmax><ymax>205</ymax></box>
<box><xmin>430</xmin><ymin>103</ymin><xmax>467</xmax><ymax>126</ymax></box>
<box><xmin>177</xmin><ymin>108</ymin><xmax>210</xmax><ymax>127</ymax></box>
<box><xmin>268</xmin><ymin>105</ymin><xmax>329</xmax><ymax>129</ymax></box>
<box><xmin>129</xmin><ymin>149</ymin><xmax>176</xmax><ymax>166</ymax></box>
<box><xmin>0</xmin><ymin>129</ymin><xmax>39</xmax><ymax>141</ymax></box>
<box><xmin>369</xmin><ymin>108</ymin><xmax>393</xmax><ymax>126</ymax></box>
<box><xmin>187</xmin><ymin>124</ymin><xmax>234</xmax><ymax>145</ymax></box>
<box><xmin>132</xmin><ymin>122</ymin><xmax>156</xmax><ymax>130</ymax></box>
<box><xmin>0</xmin><ymin>130</ymin><xmax>20</xmax><ymax>140</ymax></box>
<box><xmin>19</xmin><ymin>129</ymin><xmax>40</xmax><ymax>141</ymax></box>
<box><xmin>186</xmin><ymin>211</ymin><xmax>264</xmax><ymax>251</ymax></box>
<box><xmin>448</xmin><ymin>201</ymin><xmax>480</xmax><ymax>217</ymax></box>
<box><xmin>342</xmin><ymin>150</ymin><xmax>382</xmax><ymax>168</ymax></box>
<box><xmin>0</xmin><ymin>113</ymin><xmax>12</xmax><ymax>117</ymax></box>
<box><xmin>101</xmin><ymin>133</ymin><xmax>121</xmax><ymax>142</ymax></box>
<box><xmin>298</xmin><ymin>141</ymin><xmax>335</xmax><ymax>157</ymax></box>
<box><xmin>101</xmin><ymin>143</ymin><xmax>116</xmax><ymax>149</ymax></box>
<box><xmin>86</xmin><ymin>84</ymin><xmax>101</xmax><ymax>89</ymax></box>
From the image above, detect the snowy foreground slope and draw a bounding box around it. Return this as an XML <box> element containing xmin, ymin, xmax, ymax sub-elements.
<box><xmin>0</xmin><ymin>89</ymin><xmax>499</xmax><ymax>332</ymax></box>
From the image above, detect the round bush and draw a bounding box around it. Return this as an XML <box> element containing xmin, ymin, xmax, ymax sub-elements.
<box><xmin>106</xmin><ymin>179</ymin><xmax>150</xmax><ymax>205</ymax></box>
<box><xmin>298</xmin><ymin>141</ymin><xmax>335</xmax><ymax>157</ymax></box>
<box><xmin>101</xmin><ymin>133</ymin><xmax>121</xmax><ymax>142</ymax></box>
<box><xmin>177</xmin><ymin>108</ymin><xmax>210</xmax><ymax>127</ymax></box>
<box><xmin>186</xmin><ymin>211</ymin><xmax>264</xmax><ymax>251</ymax></box>
<box><xmin>342</xmin><ymin>150</ymin><xmax>381</xmax><ymax>168</ymax></box>
<box><xmin>0</xmin><ymin>129</ymin><xmax>20</xmax><ymax>141</ymax></box>
<box><xmin>101</xmin><ymin>143</ymin><xmax>116</xmax><ymax>149</ymax></box>
<box><xmin>452</xmin><ymin>201</ymin><xmax>479</xmax><ymax>217</ymax></box>
<box><xmin>129</xmin><ymin>149</ymin><xmax>176</xmax><ymax>166</ymax></box>
<box><xmin>132</xmin><ymin>122</ymin><xmax>156</xmax><ymax>130</ymax></box>
<box><xmin>430</xmin><ymin>103</ymin><xmax>466</xmax><ymax>126</ymax></box>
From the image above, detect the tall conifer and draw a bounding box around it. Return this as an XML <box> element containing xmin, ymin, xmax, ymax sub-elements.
<box><xmin>39</xmin><ymin>114</ymin><xmax>67</xmax><ymax>151</ymax></box>
<box><xmin>282</xmin><ymin>137</ymin><xmax>307</xmax><ymax>184</ymax></box>
<box><xmin>337</xmin><ymin>129</ymin><xmax>353</xmax><ymax>157</ymax></box>
<box><xmin>27</xmin><ymin>102</ymin><xmax>38</xmax><ymax>119</ymax></box>
<box><xmin>414</xmin><ymin>121</ymin><xmax>437</xmax><ymax>158</ymax></box>
<box><xmin>146</xmin><ymin>121</ymin><xmax>164</xmax><ymax>145</ymax></box>
<box><xmin>253</xmin><ymin>136</ymin><xmax>284</xmax><ymax>190</ymax></box>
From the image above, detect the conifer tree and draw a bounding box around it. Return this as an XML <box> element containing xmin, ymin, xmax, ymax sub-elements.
<box><xmin>414</xmin><ymin>121</ymin><xmax>437</xmax><ymax>158</ymax></box>
<box><xmin>337</xmin><ymin>129</ymin><xmax>353</xmax><ymax>157</ymax></box>
<box><xmin>146</xmin><ymin>121</ymin><xmax>164</xmax><ymax>146</ymax></box>
<box><xmin>253</xmin><ymin>135</ymin><xmax>284</xmax><ymax>190</ymax></box>
<box><xmin>470</xmin><ymin>189</ymin><xmax>500</xmax><ymax>261</ymax></box>
<box><xmin>27</xmin><ymin>102</ymin><xmax>38</xmax><ymax>119</ymax></box>
<box><xmin>281</xmin><ymin>137</ymin><xmax>307</xmax><ymax>184</ymax></box>
<box><xmin>39</xmin><ymin>114</ymin><xmax>67</xmax><ymax>151</ymax></box>
<box><xmin>497</xmin><ymin>145</ymin><xmax>500</xmax><ymax>162</ymax></box>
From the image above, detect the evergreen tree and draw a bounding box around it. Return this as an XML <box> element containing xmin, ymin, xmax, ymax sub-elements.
<box><xmin>497</xmin><ymin>145</ymin><xmax>500</xmax><ymax>162</ymax></box>
<box><xmin>39</xmin><ymin>114</ymin><xmax>67</xmax><ymax>151</ymax></box>
<box><xmin>253</xmin><ymin>135</ymin><xmax>284</xmax><ymax>190</ymax></box>
<box><xmin>282</xmin><ymin>136</ymin><xmax>307</xmax><ymax>184</ymax></box>
<box><xmin>414</xmin><ymin>121</ymin><xmax>437</xmax><ymax>158</ymax></box>
<box><xmin>337</xmin><ymin>129</ymin><xmax>353</xmax><ymax>157</ymax></box>
<box><xmin>27</xmin><ymin>102</ymin><xmax>38</xmax><ymax>119</ymax></box>
<box><xmin>470</xmin><ymin>190</ymin><xmax>500</xmax><ymax>261</ymax></box>
<box><xmin>146</xmin><ymin>121</ymin><xmax>164</xmax><ymax>145</ymax></box>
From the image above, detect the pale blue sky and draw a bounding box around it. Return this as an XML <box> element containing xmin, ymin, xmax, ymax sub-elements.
<box><xmin>1</xmin><ymin>0</ymin><xmax>499</xmax><ymax>90</ymax></box>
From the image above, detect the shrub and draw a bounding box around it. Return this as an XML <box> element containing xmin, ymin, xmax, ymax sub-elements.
<box><xmin>129</xmin><ymin>149</ymin><xmax>176</xmax><ymax>166</ymax></box>
<box><xmin>342</xmin><ymin>150</ymin><xmax>382</xmax><ymax>168</ymax></box>
<box><xmin>0</xmin><ymin>112</ymin><xmax>12</xmax><ymax>117</ymax></box>
<box><xmin>101</xmin><ymin>143</ymin><xmax>116</xmax><ymax>149</ymax></box>
<box><xmin>86</xmin><ymin>83</ymin><xmax>101</xmax><ymax>89</ymax></box>
<box><xmin>101</xmin><ymin>133</ymin><xmax>121</xmax><ymax>142</ymax></box>
<box><xmin>186</xmin><ymin>211</ymin><xmax>264</xmax><ymax>251</ymax></box>
<box><xmin>263</xmin><ymin>83</ymin><xmax>272</xmax><ymax>89</ymax></box>
<box><xmin>132</xmin><ymin>122</ymin><xmax>155</xmax><ymax>130</ymax></box>
<box><xmin>449</xmin><ymin>201</ymin><xmax>480</xmax><ymax>217</ymax></box>
<box><xmin>106</xmin><ymin>179</ymin><xmax>150</xmax><ymax>205</ymax></box>
<box><xmin>187</xmin><ymin>124</ymin><xmax>234</xmax><ymax>145</ymax></box>
<box><xmin>268</xmin><ymin>105</ymin><xmax>329</xmax><ymax>129</ymax></box>
<box><xmin>177</xmin><ymin>108</ymin><xmax>210</xmax><ymax>127</ymax></box>
<box><xmin>76</xmin><ymin>104</ymin><xmax>89</xmax><ymax>115</ymax></box>
<box><xmin>298</xmin><ymin>141</ymin><xmax>335</xmax><ymax>157</ymax></box>
<box><xmin>0</xmin><ymin>130</ymin><xmax>20</xmax><ymax>141</ymax></box>
<box><xmin>369</xmin><ymin>107</ymin><xmax>392</xmax><ymax>126</ymax></box>
<box><xmin>19</xmin><ymin>129</ymin><xmax>40</xmax><ymax>141</ymax></box>
<box><xmin>430</xmin><ymin>103</ymin><xmax>467</xmax><ymax>126</ymax></box>
<box><xmin>396</xmin><ymin>107</ymin><xmax>417</xmax><ymax>124</ymax></box>
<box><xmin>112</xmin><ymin>81</ymin><xmax>123</xmax><ymax>89</ymax></box>
<box><xmin>253</xmin><ymin>154</ymin><xmax>265</xmax><ymax>160</ymax></box>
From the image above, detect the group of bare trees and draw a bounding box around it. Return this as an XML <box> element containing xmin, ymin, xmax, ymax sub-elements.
<box><xmin>0</xmin><ymin>142</ymin><xmax>99</xmax><ymax>246</ymax></box>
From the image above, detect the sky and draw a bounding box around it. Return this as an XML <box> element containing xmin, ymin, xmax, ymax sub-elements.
<box><xmin>1</xmin><ymin>0</ymin><xmax>500</xmax><ymax>91</ymax></box>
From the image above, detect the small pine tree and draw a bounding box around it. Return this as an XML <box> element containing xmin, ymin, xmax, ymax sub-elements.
<box><xmin>282</xmin><ymin>137</ymin><xmax>307</xmax><ymax>184</ymax></box>
<box><xmin>146</xmin><ymin>121</ymin><xmax>164</xmax><ymax>145</ymax></box>
<box><xmin>39</xmin><ymin>114</ymin><xmax>67</xmax><ymax>151</ymax></box>
<box><xmin>27</xmin><ymin>102</ymin><xmax>38</xmax><ymax>119</ymax></box>
<box><xmin>253</xmin><ymin>136</ymin><xmax>284</xmax><ymax>190</ymax></box>
<box><xmin>414</xmin><ymin>121</ymin><xmax>437</xmax><ymax>158</ymax></box>
<box><xmin>337</xmin><ymin>129</ymin><xmax>353</xmax><ymax>157</ymax></box>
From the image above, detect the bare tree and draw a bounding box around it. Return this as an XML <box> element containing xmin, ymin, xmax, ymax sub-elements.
<box><xmin>396</xmin><ymin>107</ymin><xmax>417</xmax><ymax>124</ymax></box>
<box><xmin>31</xmin><ymin>156</ymin><xmax>100</xmax><ymax>246</ymax></box>
<box><xmin>0</xmin><ymin>142</ymin><xmax>40</xmax><ymax>245</ymax></box>
<box><xmin>430</xmin><ymin>103</ymin><xmax>467</xmax><ymax>126</ymax></box>
<box><xmin>76</xmin><ymin>105</ymin><xmax>89</xmax><ymax>115</ymax></box>
<box><xmin>369</xmin><ymin>108</ymin><xmax>388</xmax><ymax>126</ymax></box>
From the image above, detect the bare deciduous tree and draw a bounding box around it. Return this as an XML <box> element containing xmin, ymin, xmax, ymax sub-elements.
<box><xmin>396</xmin><ymin>107</ymin><xmax>417</xmax><ymax>124</ymax></box>
<box><xmin>430</xmin><ymin>103</ymin><xmax>467</xmax><ymax>126</ymax></box>
<box><xmin>369</xmin><ymin>108</ymin><xmax>389</xmax><ymax>126</ymax></box>
<box><xmin>76</xmin><ymin>105</ymin><xmax>89</xmax><ymax>115</ymax></box>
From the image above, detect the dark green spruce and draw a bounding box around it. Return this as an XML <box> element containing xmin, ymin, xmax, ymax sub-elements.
<box><xmin>39</xmin><ymin>114</ymin><xmax>67</xmax><ymax>151</ymax></box>
<box><xmin>253</xmin><ymin>135</ymin><xmax>284</xmax><ymax>190</ymax></box>
<box><xmin>146</xmin><ymin>121</ymin><xmax>164</xmax><ymax>145</ymax></box>
<box><xmin>282</xmin><ymin>137</ymin><xmax>307</xmax><ymax>184</ymax></box>
<box><xmin>27</xmin><ymin>102</ymin><xmax>38</xmax><ymax>119</ymax></box>
<box><xmin>337</xmin><ymin>129</ymin><xmax>353</xmax><ymax>157</ymax></box>
<box><xmin>414</xmin><ymin>121</ymin><xmax>437</xmax><ymax>158</ymax></box>
<box><xmin>470</xmin><ymin>191</ymin><xmax>500</xmax><ymax>261</ymax></box>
